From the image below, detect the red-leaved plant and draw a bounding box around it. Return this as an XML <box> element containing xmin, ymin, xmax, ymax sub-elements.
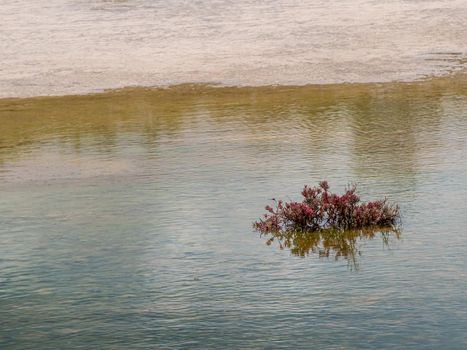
<box><xmin>254</xmin><ymin>181</ymin><xmax>400</xmax><ymax>234</ymax></box>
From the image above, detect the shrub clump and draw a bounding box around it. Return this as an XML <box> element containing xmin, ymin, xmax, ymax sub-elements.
<box><xmin>254</xmin><ymin>181</ymin><xmax>400</xmax><ymax>234</ymax></box>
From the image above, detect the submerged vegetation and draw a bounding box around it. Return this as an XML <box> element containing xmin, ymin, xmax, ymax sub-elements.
<box><xmin>254</xmin><ymin>181</ymin><xmax>400</xmax><ymax>234</ymax></box>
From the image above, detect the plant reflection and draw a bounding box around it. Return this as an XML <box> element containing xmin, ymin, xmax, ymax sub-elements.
<box><xmin>262</xmin><ymin>227</ymin><xmax>400</xmax><ymax>270</ymax></box>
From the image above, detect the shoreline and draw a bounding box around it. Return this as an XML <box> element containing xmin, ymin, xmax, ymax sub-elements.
<box><xmin>1</xmin><ymin>72</ymin><xmax>465</xmax><ymax>103</ymax></box>
<box><xmin>3</xmin><ymin>0</ymin><xmax>465</xmax><ymax>101</ymax></box>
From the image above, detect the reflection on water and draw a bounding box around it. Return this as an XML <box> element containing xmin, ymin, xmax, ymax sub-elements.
<box><xmin>0</xmin><ymin>76</ymin><xmax>466</xmax><ymax>349</ymax></box>
<box><xmin>263</xmin><ymin>228</ymin><xmax>401</xmax><ymax>271</ymax></box>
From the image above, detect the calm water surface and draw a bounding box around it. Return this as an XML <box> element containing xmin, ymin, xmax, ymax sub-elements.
<box><xmin>0</xmin><ymin>77</ymin><xmax>466</xmax><ymax>348</ymax></box>
<box><xmin>1</xmin><ymin>0</ymin><xmax>466</xmax><ymax>97</ymax></box>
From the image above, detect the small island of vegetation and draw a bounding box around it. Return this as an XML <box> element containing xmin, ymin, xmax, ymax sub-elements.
<box><xmin>254</xmin><ymin>181</ymin><xmax>401</xmax><ymax>267</ymax></box>
<box><xmin>254</xmin><ymin>181</ymin><xmax>400</xmax><ymax>234</ymax></box>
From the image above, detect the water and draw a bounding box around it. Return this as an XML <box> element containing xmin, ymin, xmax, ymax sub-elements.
<box><xmin>1</xmin><ymin>0</ymin><xmax>466</xmax><ymax>97</ymax></box>
<box><xmin>1</xmin><ymin>77</ymin><xmax>466</xmax><ymax>349</ymax></box>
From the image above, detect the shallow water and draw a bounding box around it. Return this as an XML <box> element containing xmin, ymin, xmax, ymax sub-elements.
<box><xmin>0</xmin><ymin>77</ymin><xmax>466</xmax><ymax>349</ymax></box>
<box><xmin>1</xmin><ymin>0</ymin><xmax>466</xmax><ymax>97</ymax></box>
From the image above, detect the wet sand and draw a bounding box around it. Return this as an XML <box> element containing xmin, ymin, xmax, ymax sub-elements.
<box><xmin>1</xmin><ymin>0</ymin><xmax>466</xmax><ymax>98</ymax></box>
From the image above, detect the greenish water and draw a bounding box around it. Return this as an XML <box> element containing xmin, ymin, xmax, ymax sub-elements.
<box><xmin>0</xmin><ymin>77</ymin><xmax>466</xmax><ymax>349</ymax></box>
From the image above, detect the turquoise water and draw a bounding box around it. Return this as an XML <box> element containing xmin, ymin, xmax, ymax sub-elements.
<box><xmin>0</xmin><ymin>80</ymin><xmax>466</xmax><ymax>348</ymax></box>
